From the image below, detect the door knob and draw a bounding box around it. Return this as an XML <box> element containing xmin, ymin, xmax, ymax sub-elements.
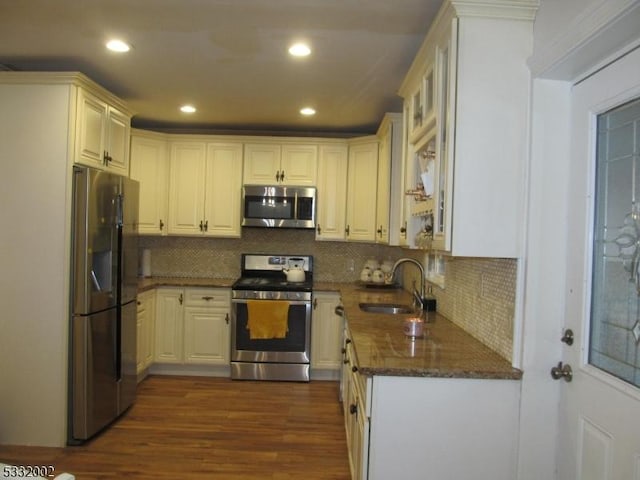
<box><xmin>561</xmin><ymin>328</ymin><xmax>574</xmax><ymax>345</ymax></box>
<box><xmin>550</xmin><ymin>361</ymin><xmax>573</xmax><ymax>382</ymax></box>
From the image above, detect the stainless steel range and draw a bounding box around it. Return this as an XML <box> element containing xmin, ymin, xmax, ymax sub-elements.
<box><xmin>231</xmin><ymin>254</ymin><xmax>313</xmax><ymax>382</ymax></box>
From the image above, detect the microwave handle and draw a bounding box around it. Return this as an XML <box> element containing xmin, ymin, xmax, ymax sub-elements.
<box><xmin>293</xmin><ymin>190</ymin><xmax>298</xmax><ymax>220</ymax></box>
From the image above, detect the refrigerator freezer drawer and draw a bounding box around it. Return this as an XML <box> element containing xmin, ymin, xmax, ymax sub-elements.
<box><xmin>70</xmin><ymin>309</ymin><xmax>119</xmax><ymax>441</ymax></box>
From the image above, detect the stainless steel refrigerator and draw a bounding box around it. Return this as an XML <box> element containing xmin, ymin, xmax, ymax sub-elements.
<box><xmin>68</xmin><ymin>165</ymin><xmax>139</xmax><ymax>444</ymax></box>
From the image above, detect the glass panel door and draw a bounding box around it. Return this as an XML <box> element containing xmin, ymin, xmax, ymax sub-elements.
<box><xmin>590</xmin><ymin>96</ymin><xmax>640</xmax><ymax>388</ymax></box>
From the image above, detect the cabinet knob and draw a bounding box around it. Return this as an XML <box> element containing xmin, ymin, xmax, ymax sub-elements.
<box><xmin>178</xmin><ymin>293</ymin><xmax>183</xmax><ymax>305</ymax></box>
<box><xmin>352</xmin><ymin>365</ymin><xmax>358</xmax><ymax>373</ymax></box>
<box><xmin>349</xmin><ymin>404</ymin><xmax>357</xmax><ymax>415</ymax></box>
<box><xmin>225</xmin><ymin>313</ymin><xmax>229</xmax><ymax>325</ymax></box>
<box><xmin>204</xmin><ymin>220</ymin><xmax>208</xmax><ymax>232</ymax></box>
<box><xmin>159</xmin><ymin>219</ymin><xmax>164</xmax><ymax>231</ymax></box>
<box><xmin>313</xmin><ymin>298</ymin><xmax>318</xmax><ymax>309</ymax></box>
<box><xmin>280</xmin><ymin>170</ymin><xmax>285</xmax><ymax>182</ymax></box>
<box><xmin>316</xmin><ymin>224</ymin><xmax>322</xmax><ymax>235</ymax></box>
<box><xmin>275</xmin><ymin>171</ymin><xmax>280</xmax><ymax>182</ymax></box>
<box><xmin>199</xmin><ymin>221</ymin><xmax>204</xmax><ymax>232</ymax></box>
<box><xmin>345</xmin><ymin>225</ymin><xmax>350</xmax><ymax>236</ymax></box>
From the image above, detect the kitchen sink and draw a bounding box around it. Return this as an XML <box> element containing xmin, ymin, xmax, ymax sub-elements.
<box><xmin>359</xmin><ymin>302</ymin><xmax>415</xmax><ymax>314</ymax></box>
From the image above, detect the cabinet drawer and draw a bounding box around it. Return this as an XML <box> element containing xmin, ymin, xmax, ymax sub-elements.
<box><xmin>183</xmin><ymin>288</ymin><xmax>230</xmax><ymax>308</ymax></box>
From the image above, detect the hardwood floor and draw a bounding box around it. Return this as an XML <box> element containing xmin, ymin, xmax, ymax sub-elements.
<box><xmin>0</xmin><ymin>376</ymin><xmax>351</xmax><ymax>479</ymax></box>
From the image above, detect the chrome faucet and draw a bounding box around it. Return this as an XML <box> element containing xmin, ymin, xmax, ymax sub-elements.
<box><xmin>387</xmin><ymin>258</ymin><xmax>425</xmax><ymax>312</ymax></box>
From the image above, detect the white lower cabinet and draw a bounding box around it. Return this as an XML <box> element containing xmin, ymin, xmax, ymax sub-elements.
<box><xmin>310</xmin><ymin>292</ymin><xmax>343</xmax><ymax>378</ymax></box>
<box><xmin>154</xmin><ymin>287</ymin><xmax>231</xmax><ymax>369</ymax></box>
<box><xmin>136</xmin><ymin>289</ymin><xmax>155</xmax><ymax>379</ymax></box>
<box><xmin>341</xmin><ymin>324</ymin><xmax>520</xmax><ymax>480</ymax></box>
<box><xmin>341</xmin><ymin>325</ymin><xmax>371</xmax><ymax>480</ymax></box>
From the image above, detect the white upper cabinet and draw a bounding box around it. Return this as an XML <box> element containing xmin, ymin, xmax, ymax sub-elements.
<box><xmin>316</xmin><ymin>144</ymin><xmax>349</xmax><ymax>241</ymax></box>
<box><xmin>130</xmin><ymin>130</ymin><xmax>169</xmax><ymax>235</ymax></box>
<box><xmin>76</xmin><ymin>87</ymin><xmax>131</xmax><ymax>175</ymax></box>
<box><xmin>280</xmin><ymin>144</ymin><xmax>318</xmax><ymax>185</ymax></box>
<box><xmin>242</xmin><ymin>143</ymin><xmax>281</xmax><ymax>184</ymax></box>
<box><xmin>243</xmin><ymin>141</ymin><xmax>317</xmax><ymax>185</ymax></box>
<box><xmin>204</xmin><ymin>142</ymin><xmax>243</xmax><ymax>237</ymax></box>
<box><xmin>375</xmin><ymin>113</ymin><xmax>403</xmax><ymax>245</ymax></box>
<box><xmin>398</xmin><ymin>1</ymin><xmax>536</xmax><ymax>257</ymax></box>
<box><xmin>168</xmin><ymin>139</ymin><xmax>243</xmax><ymax>237</ymax></box>
<box><xmin>345</xmin><ymin>138</ymin><xmax>379</xmax><ymax>242</ymax></box>
<box><xmin>168</xmin><ymin>142</ymin><xmax>207</xmax><ymax>235</ymax></box>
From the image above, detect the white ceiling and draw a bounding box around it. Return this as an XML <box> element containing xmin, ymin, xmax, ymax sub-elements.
<box><xmin>0</xmin><ymin>0</ymin><xmax>443</xmax><ymax>136</ymax></box>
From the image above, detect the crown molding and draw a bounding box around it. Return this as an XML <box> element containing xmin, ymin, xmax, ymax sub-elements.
<box><xmin>528</xmin><ymin>0</ymin><xmax>640</xmax><ymax>81</ymax></box>
<box><xmin>450</xmin><ymin>0</ymin><xmax>539</xmax><ymax>21</ymax></box>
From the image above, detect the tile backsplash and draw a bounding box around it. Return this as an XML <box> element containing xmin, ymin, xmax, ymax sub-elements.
<box><xmin>140</xmin><ymin>230</ymin><xmax>517</xmax><ymax>361</ymax></box>
<box><xmin>139</xmin><ymin>228</ymin><xmax>398</xmax><ymax>282</ymax></box>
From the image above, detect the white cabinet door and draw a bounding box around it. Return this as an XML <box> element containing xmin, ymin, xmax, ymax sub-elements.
<box><xmin>154</xmin><ymin>288</ymin><xmax>184</xmax><ymax>363</ymax></box>
<box><xmin>243</xmin><ymin>143</ymin><xmax>282</xmax><ymax>184</ymax></box>
<box><xmin>168</xmin><ymin>142</ymin><xmax>206</xmax><ymax>235</ymax></box>
<box><xmin>316</xmin><ymin>144</ymin><xmax>348</xmax><ymax>241</ymax></box>
<box><xmin>346</xmin><ymin>141</ymin><xmax>379</xmax><ymax>242</ymax></box>
<box><xmin>136</xmin><ymin>290</ymin><xmax>155</xmax><ymax>377</ymax></box>
<box><xmin>184</xmin><ymin>307</ymin><xmax>230</xmax><ymax>365</ymax></box>
<box><xmin>311</xmin><ymin>292</ymin><xmax>343</xmax><ymax>371</ymax></box>
<box><xmin>76</xmin><ymin>89</ymin><xmax>107</xmax><ymax>168</ymax></box>
<box><xmin>204</xmin><ymin>142</ymin><xmax>243</xmax><ymax>237</ymax></box>
<box><xmin>105</xmin><ymin>106</ymin><xmax>130</xmax><ymax>175</ymax></box>
<box><xmin>280</xmin><ymin>144</ymin><xmax>317</xmax><ymax>185</ymax></box>
<box><xmin>130</xmin><ymin>132</ymin><xmax>169</xmax><ymax>235</ymax></box>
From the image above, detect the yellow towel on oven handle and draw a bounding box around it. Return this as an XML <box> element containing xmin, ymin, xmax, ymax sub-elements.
<box><xmin>246</xmin><ymin>300</ymin><xmax>290</xmax><ymax>339</ymax></box>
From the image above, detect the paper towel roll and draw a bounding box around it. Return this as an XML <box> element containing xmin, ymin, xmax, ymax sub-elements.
<box><xmin>142</xmin><ymin>249</ymin><xmax>151</xmax><ymax>277</ymax></box>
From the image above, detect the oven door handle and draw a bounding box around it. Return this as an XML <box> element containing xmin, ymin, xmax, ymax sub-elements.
<box><xmin>232</xmin><ymin>298</ymin><xmax>310</xmax><ymax>306</ymax></box>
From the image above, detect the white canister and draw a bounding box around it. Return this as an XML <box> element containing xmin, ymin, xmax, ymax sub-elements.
<box><xmin>403</xmin><ymin>317</ymin><xmax>424</xmax><ymax>338</ymax></box>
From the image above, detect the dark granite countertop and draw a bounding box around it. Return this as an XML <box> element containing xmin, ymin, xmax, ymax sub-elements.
<box><xmin>323</xmin><ymin>282</ymin><xmax>522</xmax><ymax>380</ymax></box>
<box><xmin>139</xmin><ymin>278</ymin><xmax>521</xmax><ymax>380</ymax></box>
<box><xmin>138</xmin><ymin>276</ymin><xmax>235</xmax><ymax>292</ymax></box>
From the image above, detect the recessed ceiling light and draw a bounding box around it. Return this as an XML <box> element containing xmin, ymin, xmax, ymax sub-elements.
<box><xmin>300</xmin><ymin>107</ymin><xmax>316</xmax><ymax>116</ymax></box>
<box><xmin>106</xmin><ymin>39</ymin><xmax>131</xmax><ymax>53</ymax></box>
<box><xmin>288</xmin><ymin>43</ymin><xmax>311</xmax><ymax>57</ymax></box>
<box><xmin>180</xmin><ymin>105</ymin><xmax>196</xmax><ymax>114</ymax></box>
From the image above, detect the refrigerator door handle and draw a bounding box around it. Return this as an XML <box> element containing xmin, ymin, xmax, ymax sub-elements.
<box><xmin>114</xmin><ymin>313</ymin><xmax>122</xmax><ymax>381</ymax></box>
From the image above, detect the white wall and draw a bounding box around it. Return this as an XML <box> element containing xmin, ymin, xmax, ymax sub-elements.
<box><xmin>0</xmin><ymin>83</ymin><xmax>72</xmax><ymax>446</ymax></box>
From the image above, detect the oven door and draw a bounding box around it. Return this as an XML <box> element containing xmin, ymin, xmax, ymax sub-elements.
<box><xmin>231</xmin><ymin>298</ymin><xmax>311</xmax><ymax>363</ymax></box>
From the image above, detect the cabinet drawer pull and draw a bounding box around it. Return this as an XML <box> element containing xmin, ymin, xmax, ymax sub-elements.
<box><xmin>159</xmin><ymin>219</ymin><xmax>164</xmax><ymax>231</ymax></box>
<box><xmin>201</xmin><ymin>296</ymin><xmax>214</xmax><ymax>301</ymax></box>
<box><xmin>178</xmin><ymin>293</ymin><xmax>183</xmax><ymax>305</ymax></box>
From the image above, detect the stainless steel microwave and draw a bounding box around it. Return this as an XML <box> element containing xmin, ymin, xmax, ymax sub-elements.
<box><xmin>242</xmin><ymin>185</ymin><xmax>316</xmax><ymax>229</ymax></box>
